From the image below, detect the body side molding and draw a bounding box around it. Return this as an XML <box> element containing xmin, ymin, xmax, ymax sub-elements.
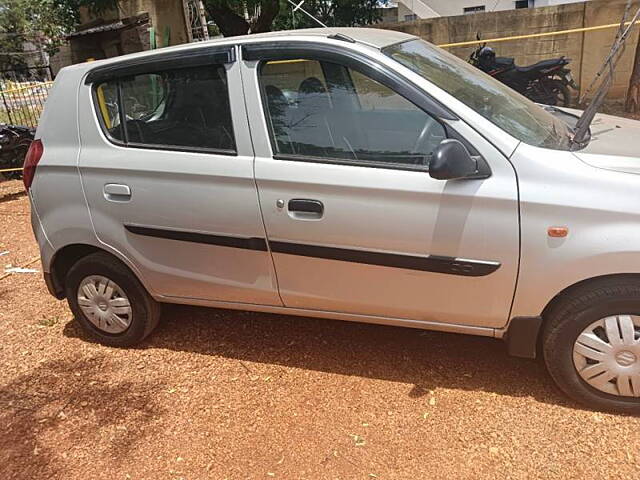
<box><xmin>125</xmin><ymin>224</ymin><xmax>500</xmax><ymax>277</ymax></box>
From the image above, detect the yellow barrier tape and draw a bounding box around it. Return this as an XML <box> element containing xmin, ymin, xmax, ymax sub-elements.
<box><xmin>1</xmin><ymin>81</ymin><xmax>53</xmax><ymax>95</ymax></box>
<box><xmin>267</xmin><ymin>59</ymin><xmax>311</xmax><ymax>65</ymax></box>
<box><xmin>0</xmin><ymin>167</ymin><xmax>24</xmax><ymax>173</ymax></box>
<box><xmin>437</xmin><ymin>20</ymin><xmax>638</xmax><ymax>48</ymax></box>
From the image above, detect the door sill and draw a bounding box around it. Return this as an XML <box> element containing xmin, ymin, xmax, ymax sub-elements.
<box><xmin>154</xmin><ymin>294</ymin><xmax>496</xmax><ymax>338</ymax></box>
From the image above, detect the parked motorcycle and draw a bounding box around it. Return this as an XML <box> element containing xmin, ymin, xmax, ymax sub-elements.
<box><xmin>0</xmin><ymin>124</ymin><xmax>34</xmax><ymax>180</ymax></box>
<box><xmin>469</xmin><ymin>40</ymin><xmax>579</xmax><ymax>107</ymax></box>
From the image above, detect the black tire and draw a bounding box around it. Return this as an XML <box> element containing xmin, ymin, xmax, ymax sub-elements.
<box><xmin>542</xmin><ymin>276</ymin><xmax>640</xmax><ymax>413</ymax></box>
<box><xmin>65</xmin><ymin>252</ymin><xmax>161</xmax><ymax>347</ymax></box>
<box><xmin>547</xmin><ymin>79</ymin><xmax>573</xmax><ymax>107</ymax></box>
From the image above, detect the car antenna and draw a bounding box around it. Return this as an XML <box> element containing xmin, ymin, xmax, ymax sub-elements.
<box><xmin>572</xmin><ymin>0</ymin><xmax>640</xmax><ymax>147</ymax></box>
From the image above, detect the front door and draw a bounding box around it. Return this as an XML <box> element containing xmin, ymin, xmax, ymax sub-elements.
<box><xmin>78</xmin><ymin>47</ymin><xmax>281</xmax><ymax>306</ymax></box>
<box><xmin>241</xmin><ymin>46</ymin><xmax>519</xmax><ymax>328</ymax></box>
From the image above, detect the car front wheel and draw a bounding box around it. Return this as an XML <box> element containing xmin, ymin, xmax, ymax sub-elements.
<box><xmin>542</xmin><ymin>277</ymin><xmax>640</xmax><ymax>413</ymax></box>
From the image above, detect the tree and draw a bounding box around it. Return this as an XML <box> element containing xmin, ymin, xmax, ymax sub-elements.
<box><xmin>204</xmin><ymin>0</ymin><xmax>384</xmax><ymax>37</ymax></box>
<box><xmin>0</xmin><ymin>0</ymin><xmax>29</xmax><ymax>71</ymax></box>
<box><xmin>0</xmin><ymin>0</ymin><xmax>116</xmax><ymax>70</ymax></box>
<box><xmin>203</xmin><ymin>0</ymin><xmax>281</xmax><ymax>37</ymax></box>
<box><xmin>626</xmin><ymin>32</ymin><xmax>640</xmax><ymax>113</ymax></box>
<box><xmin>0</xmin><ymin>0</ymin><xmax>77</xmax><ymax>70</ymax></box>
<box><xmin>274</xmin><ymin>0</ymin><xmax>383</xmax><ymax>31</ymax></box>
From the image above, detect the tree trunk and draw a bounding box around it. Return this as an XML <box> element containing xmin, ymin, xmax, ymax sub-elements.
<box><xmin>204</xmin><ymin>2</ymin><xmax>250</xmax><ymax>37</ymax></box>
<box><xmin>625</xmin><ymin>31</ymin><xmax>640</xmax><ymax>113</ymax></box>
<box><xmin>250</xmin><ymin>0</ymin><xmax>280</xmax><ymax>33</ymax></box>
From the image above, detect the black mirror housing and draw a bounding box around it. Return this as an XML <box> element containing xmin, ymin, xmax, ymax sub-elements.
<box><xmin>429</xmin><ymin>139</ymin><xmax>478</xmax><ymax>180</ymax></box>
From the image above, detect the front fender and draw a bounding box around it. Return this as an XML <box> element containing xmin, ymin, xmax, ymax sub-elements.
<box><xmin>508</xmin><ymin>143</ymin><xmax>640</xmax><ymax>322</ymax></box>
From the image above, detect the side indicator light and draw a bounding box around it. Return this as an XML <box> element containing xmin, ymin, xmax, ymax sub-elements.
<box><xmin>548</xmin><ymin>226</ymin><xmax>569</xmax><ymax>238</ymax></box>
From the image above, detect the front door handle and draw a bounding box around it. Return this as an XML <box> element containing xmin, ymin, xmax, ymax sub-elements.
<box><xmin>287</xmin><ymin>198</ymin><xmax>324</xmax><ymax>219</ymax></box>
<box><xmin>104</xmin><ymin>183</ymin><xmax>131</xmax><ymax>201</ymax></box>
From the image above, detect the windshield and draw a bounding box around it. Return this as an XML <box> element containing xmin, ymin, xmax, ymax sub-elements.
<box><xmin>383</xmin><ymin>39</ymin><xmax>573</xmax><ymax>150</ymax></box>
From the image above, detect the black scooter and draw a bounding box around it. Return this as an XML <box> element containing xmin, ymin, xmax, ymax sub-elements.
<box><xmin>469</xmin><ymin>41</ymin><xmax>579</xmax><ymax>107</ymax></box>
<box><xmin>0</xmin><ymin>124</ymin><xmax>34</xmax><ymax>180</ymax></box>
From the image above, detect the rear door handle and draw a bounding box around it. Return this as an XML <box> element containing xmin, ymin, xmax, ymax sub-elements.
<box><xmin>287</xmin><ymin>198</ymin><xmax>324</xmax><ymax>219</ymax></box>
<box><xmin>104</xmin><ymin>183</ymin><xmax>131</xmax><ymax>201</ymax></box>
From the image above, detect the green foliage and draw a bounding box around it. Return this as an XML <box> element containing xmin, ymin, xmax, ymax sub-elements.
<box><xmin>204</xmin><ymin>0</ymin><xmax>385</xmax><ymax>37</ymax></box>
<box><xmin>274</xmin><ymin>0</ymin><xmax>385</xmax><ymax>30</ymax></box>
<box><xmin>0</xmin><ymin>0</ymin><xmax>117</xmax><ymax>70</ymax></box>
<box><xmin>0</xmin><ymin>1</ymin><xmax>28</xmax><ymax>70</ymax></box>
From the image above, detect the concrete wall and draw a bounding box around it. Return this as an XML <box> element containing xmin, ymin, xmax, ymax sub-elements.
<box><xmin>378</xmin><ymin>0</ymin><xmax>640</xmax><ymax>100</ymax></box>
<box><xmin>397</xmin><ymin>0</ymin><xmax>440</xmax><ymax>20</ymax></box>
<box><xmin>380</xmin><ymin>7</ymin><xmax>400</xmax><ymax>24</ymax></box>
<box><xmin>580</xmin><ymin>0</ymin><xmax>639</xmax><ymax>99</ymax></box>
<box><xmin>56</xmin><ymin>1</ymin><xmax>188</xmax><ymax>71</ymax></box>
<box><xmin>393</xmin><ymin>0</ymin><xmax>586</xmax><ymax>21</ymax></box>
<box><xmin>78</xmin><ymin>5</ymin><xmax>119</xmax><ymax>24</ymax></box>
<box><xmin>119</xmin><ymin>0</ymin><xmax>188</xmax><ymax>46</ymax></box>
<box><xmin>49</xmin><ymin>44</ymin><xmax>72</xmax><ymax>76</ymax></box>
<box><xmin>79</xmin><ymin>0</ymin><xmax>188</xmax><ymax>47</ymax></box>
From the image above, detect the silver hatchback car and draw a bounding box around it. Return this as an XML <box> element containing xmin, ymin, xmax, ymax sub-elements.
<box><xmin>26</xmin><ymin>28</ymin><xmax>640</xmax><ymax>412</ymax></box>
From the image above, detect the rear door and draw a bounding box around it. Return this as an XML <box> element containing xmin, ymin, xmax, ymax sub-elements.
<box><xmin>240</xmin><ymin>43</ymin><xmax>519</xmax><ymax>329</ymax></box>
<box><xmin>78</xmin><ymin>46</ymin><xmax>281</xmax><ymax>306</ymax></box>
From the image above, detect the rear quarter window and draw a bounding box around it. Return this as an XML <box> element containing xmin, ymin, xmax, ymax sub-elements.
<box><xmin>95</xmin><ymin>81</ymin><xmax>122</xmax><ymax>140</ymax></box>
<box><xmin>93</xmin><ymin>64</ymin><xmax>236</xmax><ymax>154</ymax></box>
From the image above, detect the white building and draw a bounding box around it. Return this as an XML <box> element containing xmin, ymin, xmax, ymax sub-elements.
<box><xmin>382</xmin><ymin>0</ymin><xmax>586</xmax><ymax>23</ymax></box>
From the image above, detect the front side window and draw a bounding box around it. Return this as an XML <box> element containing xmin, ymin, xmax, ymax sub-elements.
<box><xmin>259</xmin><ymin>58</ymin><xmax>446</xmax><ymax>169</ymax></box>
<box><xmin>94</xmin><ymin>64</ymin><xmax>236</xmax><ymax>153</ymax></box>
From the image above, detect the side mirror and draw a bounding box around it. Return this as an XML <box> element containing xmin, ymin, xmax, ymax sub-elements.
<box><xmin>429</xmin><ymin>139</ymin><xmax>478</xmax><ymax>180</ymax></box>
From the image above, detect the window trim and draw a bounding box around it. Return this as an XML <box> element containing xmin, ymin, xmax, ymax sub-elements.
<box><xmin>243</xmin><ymin>42</ymin><xmax>457</xmax><ymax>121</ymax></box>
<box><xmin>85</xmin><ymin>46</ymin><xmax>236</xmax><ymax>85</ymax></box>
<box><xmin>253</xmin><ymin>47</ymin><xmax>455</xmax><ymax>172</ymax></box>
<box><xmin>273</xmin><ymin>153</ymin><xmax>432</xmax><ymax>172</ymax></box>
<box><xmin>91</xmin><ymin>64</ymin><xmax>238</xmax><ymax>157</ymax></box>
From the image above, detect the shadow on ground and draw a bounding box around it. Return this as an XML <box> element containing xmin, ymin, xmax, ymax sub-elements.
<box><xmin>64</xmin><ymin>304</ymin><xmax>576</xmax><ymax>410</ymax></box>
<box><xmin>0</xmin><ymin>354</ymin><xmax>165</xmax><ymax>479</ymax></box>
<box><xmin>0</xmin><ymin>190</ymin><xmax>26</xmax><ymax>204</ymax></box>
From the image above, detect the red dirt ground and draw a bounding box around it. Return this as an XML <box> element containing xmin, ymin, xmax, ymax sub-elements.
<box><xmin>1</xmin><ymin>180</ymin><xmax>640</xmax><ymax>479</ymax></box>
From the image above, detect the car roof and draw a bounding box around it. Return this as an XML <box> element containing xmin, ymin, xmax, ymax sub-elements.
<box><xmin>227</xmin><ymin>27</ymin><xmax>416</xmax><ymax>48</ymax></box>
<box><xmin>65</xmin><ymin>28</ymin><xmax>416</xmax><ymax>75</ymax></box>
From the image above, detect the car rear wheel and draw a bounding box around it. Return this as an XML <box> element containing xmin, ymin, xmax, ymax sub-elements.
<box><xmin>65</xmin><ymin>252</ymin><xmax>160</xmax><ymax>347</ymax></box>
<box><xmin>542</xmin><ymin>277</ymin><xmax>640</xmax><ymax>413</ymax></box>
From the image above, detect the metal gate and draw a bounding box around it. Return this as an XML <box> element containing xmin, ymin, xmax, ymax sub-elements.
<box><xmin>0</xmin><ymin>65</ymin><xmax>54</xmax><ymax>128</ymax></box>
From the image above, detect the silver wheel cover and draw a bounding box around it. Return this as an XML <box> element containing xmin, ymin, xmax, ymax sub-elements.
<box><xmin>573</xmin><ymin>315</ymin><xmax>640</xmax><ymax>397</ymax></box>
<box><xmin>77</xmin><ymin>275</ymin><xmax>132</xmax><ymax>334</ymax></box>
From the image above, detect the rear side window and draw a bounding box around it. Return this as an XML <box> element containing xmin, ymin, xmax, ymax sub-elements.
<box><xmin>93</xmin><ymin>64</ymin><xmax>236</xmax><ymax>154</ymax></box>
